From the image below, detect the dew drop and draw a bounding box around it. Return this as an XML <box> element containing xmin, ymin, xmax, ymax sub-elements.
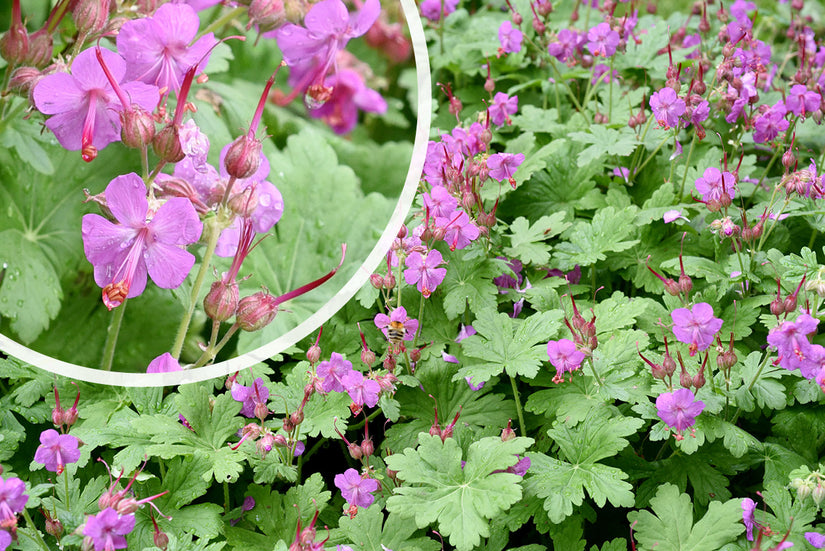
<box><xmin>303</xmin><ymin>93</ymin><xmax>327</xmax><ymax>110</ymax></box>
<box><xmin>16</xmin><ymin>300</ymin><xmax>23</xmax><ymax>307</ymax></box>
<box><xmin>260</xmin><ymin>194</ymin><xmax>271</xmax><ymax>207</ymax></box>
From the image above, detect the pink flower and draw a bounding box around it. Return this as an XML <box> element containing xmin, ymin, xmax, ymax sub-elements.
<box><xmin>146</xmin><ymin>352</ymin><xmax>182</xmax><ymax>373</ymax></box>
<box><xmin>694</xmin><ymin>167</ymin><xmax>736</xmax><ymax>203</ymax></box>
<box><xmin>655</xmin><ymin>388</ymin><xmax>705</xmax><ymax>438</ymax></box>
<box><xmin>742</xmin><ymin>498</ymin><xmax>757</xmax><ymax>541</ymax></box>
<box><xmin>489</xmin><ymin>92</ymin><xmax>518</xmax><ymax>126</ymax></box>
<box><xmin>32</xmin><ymin>48</ymin><xmax>159</xmax><ymax>160</ymax></box>
<box><xmin>231</xmin><ymin>377</ymin><xmax>270</xmax><ymax>418</ymax></box>
<box><xmin>786</xmin><ymin>84</ymin><xmax>821</xmax><ymax>118</ymax></box>
<box><xmin>116</xmin><ymin>3</ymin><xmax>217</xmax><ymax>93</ymax></box>
<box><xmin>404</xmin><ymin>249</ymin><xmax>447</xmax><ymax>298</ymax></box>
<box><xmin>671</xmin><ymin>302</ymin><xmax>723</xmax><ymax>356</ymax></box>
<box><xmin>334</xmin><ymin>468</ymin><xmax>379</xmax><ymax>509</ymax></box>
<box><xmin>419</xmin><ymin>0</ymin><xmax>459</xmax><ymax>21</ymax></box>
<box><xmin>498</xmin><ymin>21</ymin><xmax>522</xmax><ymax>55</ymax></box>
<box><xmin>422</xmin><ymin>185</ymin><xmax>458</xmax><ymax>219</ymax></box>
<box><xmin>309</xmin><ymin>69</ymin><xmax>387</xmax><ymax>134</ymax></box>
<box><xmin>274</xmin><ymin>0</ymin><xmax>380</xmax><ymax>94</ymax></box>
<box><xmin>806</xmin><ymin>531</ymin><xmax>825</xmax><ymax>548</ymax></box>
<box><xmin>34</xmin><ymin>429</ymin><xmax>80</xmax><ymax>474</ymax></box>
<box><xmin>487</xmin><ymin>152</ymin><xmax>525</xmax><ymax>188</ymax></box>
<box><xmin>317</xmin><ymin>352</ymin><xmax>355</xmax><ymax>393</ymax></box>
<box><xmin>374</xmin><ymin>306</ymin><xmax>418</xmax><ymax>342</ymax></box>
<box><xmin>342</xmin><ymin>370</ymin><xmax>380</xmax><ymax>408</ymax></box>
<box><xmin>547</xmin><ymin>338</ymin><xmax>585</xmax><ymax>382</ymax></box>
<box><xmin>83</xmin><ymin>508</ymin><xmax>135</xmax><ymax>551</ymax></box>
<box><xmin>586</xmin><ymin>22</ymin><xmax>619</xmax><ymax>57</ymax></box>
<box><xmin>436</xmin><ymin>210</ymin><xmax>480</xmax><ymax>251</ymax></box>
<box><xmin>767</xmin><ymin>313</ymin><xmax>822</xmax><ymax>377</ymax></box>
<box><xmin>649</xmin><ymin>88</ymin><xmax>686</xmax><ymax>129</ymax></box>
<box><xmin>0</xmin><ymin>476</ymin><xmax>28</xmax><ymax>525</ymax></box>
<box><xmin>81</xmin><ymin>173</ymin><xmax>203</xmax><ymax>310</ymax></box>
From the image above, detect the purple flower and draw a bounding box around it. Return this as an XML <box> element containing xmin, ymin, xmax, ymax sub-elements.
<box><xmin>767</xmin><ymin>314</ymin><xmax>821</xmax><ymax>377</ymax></box>
<box><xmin>83</xmin><ymin>508</ymin><xmax>135</xmax><ymax>551</ymax></box>
<box><xmin>334</xmin><ymin>468</ymin><xmax>379</xmax><ymax>509</ymax></box>
<box><xmin>0</xmin><ymin>476</ymin><xmax>28</xmax><ymax>524</ymax></box>
<box><xmin>422</xmin><ymin>185</ymin><xmax>458</xmax><ymax>219</ymax></box>
<box><xmin>342</xmin><ymin>370</ymin><xmax>381</xmax><ymax>408</ymax></box>
<box><xmin>32</xmin><ymin>48</ymin><xmax>159</xmax><ymax>159</ymax></box>
<box><xmin>498</xmin><ymin>21</ymin><xmax>522</xmax><ymax>55</ymax></box>
<box><xmin>487</xmin><ymin>152</ymin><xmax>525</xmax><ymax>188</ymax></box>
<box><xmin>586</xmin><ymin>22</ymin><xmax>619</xmax><ymax>58</ymax></box>
<box><xmin>694</xmin><ymin>167</ymin><xmax>736</xmax><ymax>204</ymax></box>
<box><xmin>146</xmin><ymin>352</ymin><xmax>182</xmax><ymax>373</ymax></box>
<box><xmin>548</xmin><ymin>29</ymin><xmax>582</xmax><ymax>62</ymax></box>
<box><xmin>671</xmin><ymin>303</ymin><xmax>723</xmax><ymax>356</ymax></box>
<box><xmin>655</xmin><ymin>388</ymin><xmax>705</xmax><ymax>437</ymax></box>
<box><xmin>753</xmin><ymin>101</ymin><xmax>789</xmax><ymax>143</ymax></box>
<box><xmin>547</xmin><ymin>339</ymin><xmax>585</xmax><ymax>382</ymax></box>
<box><xmin>437</xmin><ymin>210</ymin><xmax>480</xmax><ymax>251</ymax></box>
<box><xmin>309</xmin><ymin>69</ymin><xmax>387</xmax><ymax>134</ymax></box>
<box><xmin>0</xmin><ymin>530</ymin><xmax>9</xmax><ymax>551</ymax></box>
<box><xmin>179</xmin><ymin>119</ymin><xmax>211</xmax><ymax>171</ymax></box>
<box><xmin>231</xmin><ymin>377</ymin><xmax>270</xmax><ymax>418</ymax></box>
<box><xmin>493</xmin><ymin>258</ymin><xmax>523</xmax><ymax>291</ymax></box>
<box><xmin>742</xmin><ymin>498</ymin><xmax>757</xmax><ymax>541</ymax></box>
<box><xmin>374</xmin><ymin>306</ymin><xmax>418</xmax><ymax>342</ymax></box>
<box><xmin>217</xmin><ymin>143</ymin><xmax>284</xmax><ymax>236</ymax></box>
<box><xmin>117</xmin><ymin>3</ymin><xmax>217</xmax><ymax>93</ymax></box>
<box><xmin>489</xmin><ymin>92</ymin><xmax>518</xmax><ymax>126</ymax></box>
<box><xmin>419</xmin><ymin>0</ymin><xmax>459</xmax><ymax>21</ymax></box>
<box><xmin>317</xmin><ymin>352</ymin><xmax>355</xmax><ymax>393</ymax></box>
<box><xmin>465</xmin><ymin>376</ymin><xmax>485</xmax><ymax>390</ymax></box>
<box><xmin>34</xmin><ymin>429</ymin><xmax>81</xmax><ymax>474</ymax></box>
<box><xmin>663</xmin><ymin>209</ymin><xmax>688</xmax><ymax>223</ymax></box>
<box><xmin>786</xmin><ymin>84</ymin><xmax>821</xmax><ymax>118</ymax></box>
<box><xmin>649</xmin><ymin>88</ymin><xmax>685</xmax><ymax>129</ymax></box>
<box><xmin>806</xmin><ymin>532</ymin><xmax>825</xmax><ymax>549</ymax></box>
<box><xmin>456</xmin><ymin>324</ymin><xmax>476</xmax><ymax>342</ymax></box>
<box><xmin>274</xmin><ymin>0</ymin><xmax>380</xmax><ymax>94</ymax></box>
<box><xmin>506</xmin><ymin>455</ymin><xmax>530</xmax><ymax>476</ymax></box>
<box><xmin>81</xmin><ymin>173</ymin><xmax>203</xmax><ymax>310</ymax></box>
<box><xmin>404</xmin><ymin>249</ymin><xmax>448</xmax><ymax>298</ymax></box>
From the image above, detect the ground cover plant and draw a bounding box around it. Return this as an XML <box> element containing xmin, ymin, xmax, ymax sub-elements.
<box><xmin>4</xmin><ymin>0</ymin><xmax>825</xmax><ymax>550</ymax></box>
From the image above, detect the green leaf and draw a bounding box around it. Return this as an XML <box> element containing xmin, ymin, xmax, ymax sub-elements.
<box><xmin>503</xmin><ymin>214</ymin><xmax>570</xmax><ymax>266</ymax></box>
<box><xmin>592</xmin><ymin>292</ymin><xmax>649</xmax><ymax>335</ymax></box>
<box><xmin>332</xmin><ymin>506</ymin><xmax>441</xmax><ymax>551</ymax></box>
<box><xmin>554</xmin><ymin>206</ymin><xmax>640</xmax><ymax>269</ymax></box>
<box><xmin>440</xmin><ymin>248</ymin><xmax>500</xmax><ymax>319</ymax></box>
<box><xmin>386</xmin><ymin>434</ymin><xmax>533</xmax><ymax>551</ymax></box>
<box><xmin>569</xmin><ymin>126</ymin><xmax>639</xmax><ymax>167</ymax></box>
<box><xmin>627</xmin><ymin>484</ymin><xmax>744</xmax><ymax>551</ymax></box>
<box><xmin>734</xmin><ymin>351</ymin><xmax>788</xmax><ymax>412</ymax></box>
<box><xmin>547</xmin><ymin>410</ymin><xmax>644</xmax><ymax>465</ymax></box>
<box><xmin>457</xmin><ymin>309</ymin><xmax>563</xmax><ymax>382</ymax></box>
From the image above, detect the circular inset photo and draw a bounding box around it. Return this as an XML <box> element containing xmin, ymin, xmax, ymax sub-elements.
<box><xmin>0</xmin><ymin>0</ymin><xmax>430</xmax><ymax>384</ymax></box>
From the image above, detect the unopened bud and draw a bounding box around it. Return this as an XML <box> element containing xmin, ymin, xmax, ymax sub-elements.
<box><xmin>361</xmin><ymin>347</ymin><xmax>376</xmax><ymax>366</ymax></box>
<box><xmin>795</xmin><ymin>479</ymin><xmax>812</xmax><ymax>500</ymax></box>
<box><xmin>121</xmin><ymin>107</ymin><xmax>156</xmax><ymax>150</ymax></box>
<box><xmin>152</xmin><ymin>124</ymin><xmax>185</xmax><ymax>163</ymax></box>
<box><xmin>409</xmin><ymin>348</ymin><xmax>421</xmax><ymax>362</ymax></box>
<box><xmin>0</xmin><ymin>25</ymin><xmax>28</xmax><ymax>66</ymax></box>
<box><xmin>383</xmin><ymin>354</ymin><xmax>396</xmax><ymax>371</ymax></box>
<box><xmin>348</xmin><ymin>441</ymin><xmax>363</xmax><ymax>460</ymax></box>
<box><xmin>397</xmin><ymin>224</ymin><xmax>408</xmax><ymax>239</ymax></box>
<box><xmin>45</xmin><ymin>516</ymin><xmax>63</xmax><ymax>538</ymax></box>
<box><xmin>306</xmin><ymin>344</ymin><xmax>321</xmax><ymax>364</ymax></box>
<box><xmin>25</xmin><ymin>29</ymin><xmax>53</xmax><ymax>68</ymax></box>
<box><xmin>116</xmin><ymin>497</ymin><xmax>139</xmax><ymax>515</ymax></box>
<box><xmin>783</xmin><ymin>295</ymin><xmax>797</xmax><ymax>313</ymax></box>
<box><xmin>719</xmin><ymin>192</ymin><xmax>732</xmax><ymax>208</ymax></box>
<box><xmin>247</xmin><ymin>0</ymin><xmax>286</xmax><ymax>32</ymax></box>
<box><xmin>484</xmin><ymin>77</ymin><xmax>495</xmax><ymax>93</ymax></box>
<box><xmin>254</xmin><ymin>401</ymin><xmax>269</xmax><ymax>421</ymax></box>
<box><xmin>204</xmin><ymin>280</ymin><xmax>239</xmax><ymax>322</ymax></box>
<box><xmin>370</xmin><ymin>273</ymin><xmax>384</xmax><ymax>289</ymax></box>
<box><xmin>692</xmin><ymin>370</ymin><xmax>706</xmax><ymax>389</ymax></box>
<box><xmin>679</xmin><ymin>369</ymin><xmax>692</xmax><ymax>389</ymax></box>
<box><xmin>228</xmin><ymin>187</ymin><xmax>259</xmax><ymax>217</ymax></box>
<box><xmin>783</xmin><ymin>149</ymin><xmax>797</xmax><ymax>170</ymax></box>
<box><xmin>813</xmin><ymin>483</ymin><xmax>825</xmax><ymax>506</ymax></box>
<box><xmin>461</xmin><ymin>191</ymin><xmax>476</xmax><ymax>210</ymax></box>
<box><xmin>224</xmin><ymin>134</ymin><xmax>263</xmax><ymax>180</ymax></box>
<box><xmin>501</xmin><ymin>421</ymin><xmax>516</xmax><ymax>441</ymax></box>
<box><xmin>679</xmin><ymin>273</ymin><xmax>693</xmax><ymax>294</ymax></box>
<box><xmin>8</xmin><ymin>66</ymin><xmax>41</xmax><ymax>95</ymax></box>
<box><xmin>664</xmin><ymin>278</ymin><xmax>681</xmax><ymax>296</ymax></box>
<box><xmin>236</xmin><ymin>292</ymin><xmax>279</xmax><ymax>332</ymax></box>
<box><xmin>706</xmin><ymin>199</ymin><xmax>721</xmax><ymax>212</ymax></box>
<box><xmin>532</xmin><ymin>18</ymin><xmax>545</xmax><ymax>34</ymax></box>
<box><xmin>153</xmin><ymin>529</ymin><xmax>169</xmax><ymax>550</ymax></box>
<box><xmin>290</xmin><ymin>410</ymin><xmax>304</xmax><ymax>426</ymax></box>
<box><xmin>662</xmin><ymin>354</ymin><xmax>676</xmax><ymax>377</ymax></box>
<box><xmin>73</xmin><ymin>0</ymin><xmax>110</xmax><ymax>35</ymax></box>
<box><xmin>383</xmin><ymin>273</ymin><xmax>396</xmax><ymax>289</ymax></box>
<box><xmin>64</xmin><ymin>407</ymin><xmax>78</xmax><ymax>427</ymax></box>
<box><xmin>360</xmin><ymin>438</ymin><xmax>374</xmax><ymax>457</ymax></box>
<box><xmin>52</xmin><ymin>405</ymin><xmax>65</xmax><ymax>427</ymax></box>
<box><xmin>512</xmin><ymin>12</ymin><xmax>523</xmax><ymax>25</ymax></box>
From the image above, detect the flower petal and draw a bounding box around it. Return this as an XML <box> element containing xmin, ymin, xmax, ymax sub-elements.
<box><xmin>149</xmin><ymin>197</ymin><xmax>203</xmax><ymax>244</ymax></box>
<box><xmin>145</xmin><ymin>242</ymin><xmax>196</xmax><ymax>289</ymax></box>
<box><xmin>106</xmin><ymin>173</ymin><xmax>149</xmax><ymax>228</ymax></box>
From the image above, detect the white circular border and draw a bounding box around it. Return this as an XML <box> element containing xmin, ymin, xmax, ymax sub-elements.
<box><xmin>0</xmin><ymin>0</ymin><xmax>431</xmax><ymax>387</ymax></box>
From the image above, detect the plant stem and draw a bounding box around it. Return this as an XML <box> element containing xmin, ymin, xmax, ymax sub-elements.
<box><xmin>414</xmin><ymin>291</ymin><xmax>425</xmax><ymax>347</ymax></box>
<box><xmin>193</xmin><ymin>324</ymin><xmax>239</xmax><ymax>368</ymax></box>
<box><xmin>20</xmin><ymin>509</ymin><xmax>50</xmax><ymax>551</ymax></box>
<box><xmin>587</xmin><ymin>357</ymin><xmax>604</xmax><ymax>387</ymax></box>
<box><xmin>223</xmin><ymin>481</ymin><xmax>230</xmax><ymax>515</ymax></box>
<box><xmin>678</xmin><ymin>132</ymin><xmax>698</xmax><ymax>200</ymax></box>
<box><xmin>199</xmin><ymin>5</ymin><xmax>245</xmax><ymax>38</ymax></box>
<box><xmin>63</xmin><ymin>470</ymin><xmax>71</xmax><ymax>515</ymax></box>
<box><xmin>509</xmin><ymin>375</ymin><xmax>527</xmax><ymax>438</ymax></box>
<box><xmin>172</xmin><ymin>217</ymin><xmax>221</xmax><ymax>360</ymax></box>
<box><xmin>101</xmin><ymin>299</ymin><xmax>128</xmax><ymax>371</ymax></box>
<box><xmin>730</xmin><ymin>352</ymin><xmax>771</xmax><ymax>424</ymax></box>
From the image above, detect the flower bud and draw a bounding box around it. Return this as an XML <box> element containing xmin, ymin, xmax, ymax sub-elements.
<box><xmin>484</xmin><ymin>77</ymin><xmax>495</xmax><ymax>93</ymax></box>
<box><xmin>794</xmin><ymin>479</ymin><xmax>812</xmax><ymax>500</ymax></box>
<box><xmin>679</xmin><ymin>273</ymin><xmax>693</xmax><ymax>294</ymax></box>
<box><xmin>224</xmin><ymin>134</ymin><xmax>263</xmax><ymax>180</ymax></box>
<box><xmin>290</xmin><ymin>410</ymin><xmax>304</xmax><ymax>426</ymax></box>
<box><xmin>383</xmin><ymin>272</ymin><xmax>396</xmax><ymax>289</ymax></box>
<box><xmin>153</xmin><ymin>529</ymin><xmax>169</xmax><ymax>551</ymax></box>
<box><xmin>397</xmin><ymin>224</ymin><xmax>408</xmax><ymax>239</ymax></box>
<box><xmin>783</xmin><ymin>149</ymin><xmax>797</xmax><ymax>170</ymax></box>
<box><xmin>501</xmin><ymin>420</ymin><xmax>516</xmax><ymax>441</ymax></box>
<box><xmin>254</xmin><ymin>401</ymin><xmax>269</xmax><ymax>421</ymax></box>
<box><xmin>662</xmin><ymin>354</ymin><xmax>676</xmax><ymax>377</ymax></box>
<box><xmin>45</xmin><ymin>516</ymin><xmax>63</xmax><ymax>538</ymax></box>
<box><xmin>116</xmin><ymin>497</ymin><xmax>139</xmax><ymax>515</ymax></box>
<box><xmin>204</xmin><ymin>280</ymin><xmax>239</xmax><ymax>322</ymax></box>
<box><xmin>692</xmin><ymin>370</ymin><xmax>705</xmax><ymax>389</ymax></box>
<box><xmin>361</xmin><ymin>347</ymin><xmax>376</xmax><ymax>366</ymax></box>
<box><xmin>813</xmin><ymin>483</ymin><xmax>825</xmax><ymax>506</ymax></box>
<box><xmin>348</xmin><ymin>441</ymin><xmax>363</xmax><ymax>460</ymax></box>
<box><xmin>153</xmin><ymin>124</ymin><xmax>185</xmax><ymax>163</ymax></box>
<box><xmin>360</xmin><ymin>438</ymin><xmax>374</xmax><ymax>457</ymax></box>
<box><xmin>236</xmin><ymin>292</ymin><xmax>279</xmax><ymax>331</ymax></box>
<box><xmin>73</xmin><ymin>0</ymin><xmax>111</xmax><ymax>35</ymax></box>
<box><xmin>679</xmin><ymin>368</ymin><xmax>692</xmax><ymax>389</ymax></box>
<box><xmin>512</xmin><ymin>12</ymin><xmax>522</xmax><ymax>25</ymax></box>
<box><xmin>64</xmin><ymin>406</ymin><xmax>78</xmax><ymax>427</ymax></box>
<box><xmin>306</xmin><ymin>343</ymin><xmax>321</xmax><ymax>364</ymax></box>
<box><xmin>532</xmin><ymin>18</ymin><xmax>546</xmax><ymax>34</ymax></box>
<box><xmin>228</xmin><ymin>187</ymin><xmax>260</xmax><ymax>217</ymax></box>
<box><xmin>247</xmin><ymin>0</ymin><xmax>286</xmax><ymax>32</ymax></box>
<box><xmin>461</xmin><ymin>191</ymin><xmax>476</xmax><ymax>211</ymax></box>
<box><xmin>0</xmin><ymin>23</ymin><xmax>28</xmax><ymax>66</ymax></box>
<box><xmin>25</xmin><ymin>29</ymin><xmax>53</xmax><ymax>68</ymax></box>
<box><xmin>52</xmin><ymin>404</ymin><xmax>65</xmax><ymax>427</ymax></box>
<box><xmin>121</xmin><ymin>107</ymin><xmax>156</xmax><ymax>150</ymax></box>
<box><xmin>370</xmin><ymin>273</ymin><xmax>384</xmax><ymax>289</ymax></box>
<box><xmin>409</xmin><ymin>347</ymin><xmax>421</xmax><ymax>362</ymax></box>
<box><xmin>8</xmin><ymin>66</ymin><xmax>42</xmax><ymax>96</ymax></box>
<box><xmin>783</xmin><ymin>295</ymin><xmax>797</xmax><ymax>314</ymax></box>
<box><xmin>477</xmin><ymin>211</ymin><xmax>497</xmax><ymax>227</ymax></box>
